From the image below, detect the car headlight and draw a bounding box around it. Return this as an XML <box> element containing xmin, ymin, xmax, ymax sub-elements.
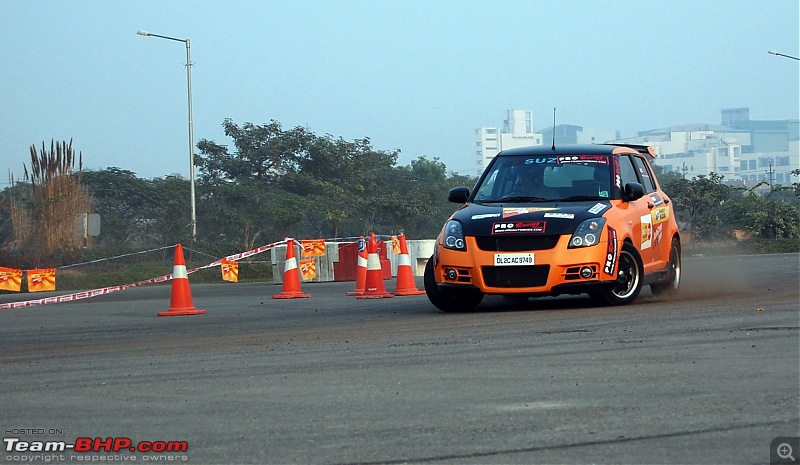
<box><xmin>568</xmin><ymin>218</ymin><xmax>607</xmax><ymax>248</ymax></box>
<box><xmin>443</xmin><ymin>220</ymin><xmax>466</xmax><ymax>251</ymax></box>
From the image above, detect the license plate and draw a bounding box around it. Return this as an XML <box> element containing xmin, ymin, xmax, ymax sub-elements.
<box><xmin>494</xmin><ymin>253</ymin><xmax>534</xmax><ymax>266</ymax></box>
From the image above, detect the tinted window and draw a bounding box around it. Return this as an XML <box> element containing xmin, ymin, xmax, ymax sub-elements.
<box><xmin>618</xmin><ymin>155</ymin><xmax>638</xmax><ymax>187</ymax></box>
<box><xmin>473</xmin><ymin>155</ymin><xmax>612</xmax><ymax>202</ymax></box>
<box><xmin>633</xmin><ymin>156</ymin><xmax>657</xmax><ymax>193</ymax></box>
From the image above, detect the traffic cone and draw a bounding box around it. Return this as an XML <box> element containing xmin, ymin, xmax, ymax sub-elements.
<box><xmin>158</xmin><ymin>244</ymin><xmax>206</xmax><ymax>316</ymax></box>
<box><xmin>345</xmin><ymin>236</ymin><xmax>368</xmax><ymax>296</ymax></box>
<box><xmin>393</xmin><ymin>233</ymin><xmax>425</xmax><ymax>296</ymax></box>
<box><xmin>273</xmin><ymin>238</ymin><xmax>311</xmax><ymax>299</ymax></box>
<box><xmin>357</xmin><ymin>233</ymin><xmax>393</xmax><ymax>299</ymax></box>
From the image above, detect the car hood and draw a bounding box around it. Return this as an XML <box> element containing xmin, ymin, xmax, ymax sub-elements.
<box><xmin>452</xmin><ymin>200</ymin><xmax>612</xmax><ymax>236</ymax></box>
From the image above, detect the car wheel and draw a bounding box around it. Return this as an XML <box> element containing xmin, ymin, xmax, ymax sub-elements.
<box><xmin>599</xmin><ymin>242</ymin><xmax>643</xmax><ymax>306</ymax></box>
<box><xmin>424</xmin><ymin>258</ymin><xmax>484</xmax><ymax>312</ymax></box>
<box><xmin>651</xmin><ymin>239</ymin><xmax>681</xmax><ymax>297</ymax></box>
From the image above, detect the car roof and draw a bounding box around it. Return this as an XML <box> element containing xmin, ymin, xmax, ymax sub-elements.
<box><xmin>497</xmin><ymin>144</ymin><xmax>639</xmax><ymax>157</ymax></box>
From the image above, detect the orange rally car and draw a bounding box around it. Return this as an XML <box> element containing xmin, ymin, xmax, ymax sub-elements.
<box><xmin>425</xmin><ymin>143</ymin><xmax>681</xmax><ymax>312</ymax></box>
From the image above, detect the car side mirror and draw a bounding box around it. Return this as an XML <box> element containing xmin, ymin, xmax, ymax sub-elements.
<box><xmin>623</xmin><ymin>182</ymin><xmax>645</xmax><ymax>201</ymax></box>
<box><xmin>448</xmin><ymin>186</ymin><xmax>470</xmax><ymax>203</ymax></box>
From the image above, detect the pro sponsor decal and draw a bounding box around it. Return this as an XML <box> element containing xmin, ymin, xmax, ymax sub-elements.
<box><xmin>493</xmin><ymin>221</ymin><xmax>546</xmax><ymax>234</ymax></box>
<box><xmin>544</xmin><ymin>212</ymin><xmax>575</xmax><ymax>219</ymax></box>
<box><xmin>588</xmin><ymin>203</ymin><xmax>608</xmax><ymax>214</ymax></box>
<box><xmin>613</xmin><ymin>156</ymin><xmax>622</xmax><ymax>189</ymax></box>
<box><xmin>604</xmin><ymin>226</ymin><xmax>618</xmax><ymax>275</ymax></box>
<box><xmin>502</xmin><ymin>207</ymin><xmax>557</xmax><ymax>218</ymax></box>
<box><xmin>641</xmin><ymin>213</ymin><xmax>653</xmax><ymax>250</ymax></box>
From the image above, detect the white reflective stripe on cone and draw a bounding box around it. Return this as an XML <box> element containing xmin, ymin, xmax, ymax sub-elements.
<box><xmin>366</xmin><ymin>254</ymin><xmax>381</xmax><ymax>271</ymax></box>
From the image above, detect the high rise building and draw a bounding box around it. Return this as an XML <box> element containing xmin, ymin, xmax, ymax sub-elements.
<box><xmin>475</xmin><ymin>110</ymin><xmax>542</xmax><ymax>175</ymax></box>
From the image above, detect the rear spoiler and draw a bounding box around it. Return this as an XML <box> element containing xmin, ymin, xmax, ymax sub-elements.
<box><xmin>608</xmin><ymin>143</ymin><xmax>656</xmax><ymax>158</ymax></box>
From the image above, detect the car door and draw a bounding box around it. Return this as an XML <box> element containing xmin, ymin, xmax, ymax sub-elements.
<box><xmin>633</xmin><ymin>155</ymin><xmax>670</xmax><ymax>268</ymax></box>
<box><xmin>617</xmin><ymin>154</ymin><xmax>659</xmax><ymax>272</ymax></box>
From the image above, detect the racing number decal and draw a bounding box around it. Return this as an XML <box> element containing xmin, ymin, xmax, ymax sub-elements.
<box><xmin>604</xmin><ymin>226</ymin><xmax>618</xmax><ymax>275</ymax></box>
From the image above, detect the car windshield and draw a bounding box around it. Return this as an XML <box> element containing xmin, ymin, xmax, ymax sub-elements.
<box><xmin>473</xmin><ymin>155</ymin><xmax>612</xmax><ymax>203</ymax></box>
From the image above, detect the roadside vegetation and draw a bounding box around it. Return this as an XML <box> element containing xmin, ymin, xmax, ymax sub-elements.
<box><xmin>1</xmin><ymin>120</ymin><xmax>798</xmax><ymax>291</ymax></box>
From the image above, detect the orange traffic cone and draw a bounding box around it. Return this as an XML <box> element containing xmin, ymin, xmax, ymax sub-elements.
<box><xmin>158</xmin><ymin>244</ymin><xmax>206</xmax><ymax>316</ymax></box>
<box><xmin>273</xmin><ymin>238</ymin><xmax>311</xmax><ymax>299</ymax></box>
<box><xmin>345</xmin><ymin>236</ymin><xmax>368</xmax><ymax>296</ymax></box>
<box><xmin>393</xmin><ymin>233</ymin><xmax>425</xmax><ymax>296</ymax></box>
<box><xmin>357</xmin><ymin>233</ymin><xmax>393</xmax><ymax>299</ymax></box>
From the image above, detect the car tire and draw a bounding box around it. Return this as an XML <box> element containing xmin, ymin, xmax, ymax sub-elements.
<box><xmin>651</xmin><ymin>239</ymin><xmax>681</xmax><ymax>297</ymax></box>
<box><xmin>424</xmin><ymin>258</ymin><xmax>484</xmax><ymax>312</ymax></box>
<box><xmin>598</xmin><ymin>242</ymin><xmax>643</xmax><ymax>306</ymax></box>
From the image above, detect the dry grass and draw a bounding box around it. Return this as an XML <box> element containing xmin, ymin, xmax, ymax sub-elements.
<box><xmin>14</xmin><ymin>139</ymin><xmax>94</xmax><ymax>255</ymax></box>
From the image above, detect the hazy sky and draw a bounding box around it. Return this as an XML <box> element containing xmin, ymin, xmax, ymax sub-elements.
<box><xmin>2</xmin><ymin>1</ymin><xmax>798</xmax><ymax>184</ymax></box>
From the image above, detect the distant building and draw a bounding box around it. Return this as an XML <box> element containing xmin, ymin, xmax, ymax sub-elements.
<box><xmin>608</xmin><ymin>108</ymin><xmax>799</xmax><ymax>190</ymax></box>
<box><xmin>475</xmin><ymin>107</ymin><xmax>798</xmax><ymax>189</ymax></box>
<box><xmin>538</xmin><ymin>124</ymin><xmax>619</xmax><ymax>148</ymax></box>
<box><xmin>475</xmin><ymin>110</ymin><xmax>542</xmax><ymax>175</ymax></box>
<box><xmin>474</xmin><ymin>110</ymin><xmax>617</xmax><ymax>175</ymax></box>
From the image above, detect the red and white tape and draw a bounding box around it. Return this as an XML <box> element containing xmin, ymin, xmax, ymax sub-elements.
<box><xmin>0</xmin><ymin>240</ymin><xmax>285</xmax><ymax>310</ymax></box>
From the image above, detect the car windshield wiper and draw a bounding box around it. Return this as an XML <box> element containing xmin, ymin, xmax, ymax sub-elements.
<box><xmin>559</xmin><ymin>195</ymin><xmax>606</xmax><ymax>201</ymax></box>
<box><xmin>498</xmin><ymin>195</ymin><xmax>551</xmax><ymax>202</ymax></box>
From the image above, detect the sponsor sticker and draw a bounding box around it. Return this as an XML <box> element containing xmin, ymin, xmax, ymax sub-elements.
<box><xmin>524</xmin><ymin>157</ymin><xmax>558</xmax><ymax>164</ymax></box>
<box><xmin>650</xmin><ymin>194</ymin><xmax>664</xmax><ymax>206</ymax></box>
<box><xmin>503</xmin><ymin>207</ymin><xmax>557</xmax><ymax>218</ymax></box>
<box><xmin>588</xmin><ymin>203</ymin><xmax>608</xmax><ymax>214</ymax></box>
<box><xmin>652</xmin><ymin>206</ymin><xmax>670</xmax><ymax>224</ymax></box>
<box><xmin>641</xmin><ymin>214</ymin><xmax>653</xmax><ymax>250</ymax></box>
<box><xmin>544</xmin><ymin>212</ymin><xmax>575</xmax><ymax>219</ymax></box>
<box><xmin>471</xmin><ymin>213</ymin><xmax>501</xmax><ymax>220</ymax></box>
<box><xmin>557</xmin><ymin>155</ymin><xmax>610</xmax><ymax>165</ymax></box>
<box><xmin>653</xmin><ymin>223</ymin><xmax>664</xmax><ymax>246</ymax></box>
<box><xmin>493</xmin><ymin>221</ymin><xmax>546</xmax><ymax>235</ymax></box>
<box><xmin>604</xmin><ymin>226</ymin><xmax>618</xmax><ymax>275</ymax></box>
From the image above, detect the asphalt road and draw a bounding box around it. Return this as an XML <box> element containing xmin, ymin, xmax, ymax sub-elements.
<box><xmin>1</xmin><ymin>253</ymin><xmax>798</xmax><ymax>465</ymax></box>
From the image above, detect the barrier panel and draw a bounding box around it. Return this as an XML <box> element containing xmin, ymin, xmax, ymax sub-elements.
<box><xmin>270</xmin><ymin>241</ymin><xmax>404</xmax><ymax>284</ymax></box>
<box><xmin>1</xmin><ymin>237</ymin><xmax>436</xmax><ymax>308</ymax></box>
<box><xmin>388</xmin><ymin>239</ymin><xmax>435</xmax><ymax>277</ymax></box>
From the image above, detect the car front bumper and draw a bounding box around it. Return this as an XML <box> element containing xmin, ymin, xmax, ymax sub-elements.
<box><xmin>433</xmin><ymin>235</ymin><xmax>616</xmax><ymax>296</ymax></box>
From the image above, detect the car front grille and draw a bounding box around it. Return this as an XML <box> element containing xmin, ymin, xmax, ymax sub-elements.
<box><xmin>475</xmin><ymin>235</ymin><xmax>560</xmax><ymax>252</ymax></box>
<box><xmin>481</xmin><ymin>265</ymin><xmax>550</xmax><ymax>288</ymax></box>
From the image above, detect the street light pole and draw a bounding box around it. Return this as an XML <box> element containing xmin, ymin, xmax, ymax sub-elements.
<box><xmin>768</xmin><ymin>50</ymin><xmax>800</xmax><ymax>61</ymax></box>
<box><xmin>137</xmin><ymin>30</ymin><xmax>197</xmax><ymax>241</ymax></box>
